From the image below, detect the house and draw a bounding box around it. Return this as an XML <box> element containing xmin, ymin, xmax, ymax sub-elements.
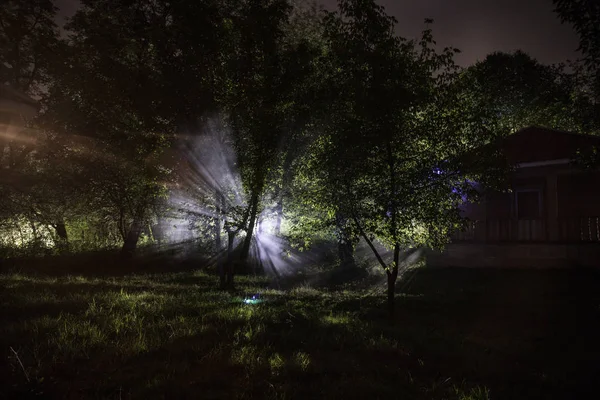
<box><xmin>428</xmin><ymin>126</ymin><xmax>600</xmax><ymax>268</ymax></box>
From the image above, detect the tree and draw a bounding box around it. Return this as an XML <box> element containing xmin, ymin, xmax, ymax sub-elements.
<box><xmin>0</xmin><ymin>0</ymin><xmax>67</xmax><ymax>254</ymax></box>
<box><xmin>216</xmin><ymin>0</ymin><xmax>322</xmax><ymax>269</ymax></box>
<box><xmin>170</xmin><ymin>117</ymin><xmax>249</xmax><ymax>287</ymax></box>
<box><xmin>44</xmin><ymin>0</ymin><xmax>179</xmax><ymax>256</ymax></box>
<box><xmin>295</xmin><ymin>0</ymin><xmax>508</xmax><ymax>314</ymax></box>
<box><xmin>458</xmin><ymin>50</ymin><xmax>594</xmax><ymax>133</ymax></box>
<box><xmin>0</xmin><ymin>0</ymin><xmax>58</xmax><ymax>182</ymax></box>
<box><xmin>0</xmin><ymin>0</ymin><xmax>59</xmax><ymax>95</ymax></box>
<box><xmin>554</xmin><ymin>0</ymin><xmax>600</xmax><ymax>96</ymax></box>
<box><xmin>554</xmin><ymin>0</ymin><xmax>600</xmax><ymax>160</ymax></box>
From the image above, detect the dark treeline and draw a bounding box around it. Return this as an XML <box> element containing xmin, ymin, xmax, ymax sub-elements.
<box><xmin>1</xmin><ymin>0</ymin><xmax>599</xmax><ymax>305</ymax></box>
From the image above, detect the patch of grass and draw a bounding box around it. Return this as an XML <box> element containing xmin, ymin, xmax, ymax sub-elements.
<box><xmin>1</xmin><ymin>263</ymin><xmax>599</xmax><ymax>399</ymax></box>
<box><xmin>293</xmin><ymin>351</ymin><xmax>311</xmax><ymax>371</ymax></box>
<box><xmin>454</xmin><ymin>385</ymin><xmax>491</xmax><ymax>400</ymax></box>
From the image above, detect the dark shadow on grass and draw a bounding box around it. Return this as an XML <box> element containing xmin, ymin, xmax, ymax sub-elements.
<box><xmin>2</xmin><ymin>265</ymin><xmax>600</xmax><ymax>399</ymax></box>
<box><xmin>334</xmin><ymin>267</ymin><xmax>600</xmax><ymax>400</ymax></box>
<box><xmin>0</xmin><ymin>247</ymin><xmax>210</xmax><ymax>279</ymax></box>
<box><xmin>1</xmin><ymin>301</ymin><xmax>88</xmax><ymax>323</ymax></box>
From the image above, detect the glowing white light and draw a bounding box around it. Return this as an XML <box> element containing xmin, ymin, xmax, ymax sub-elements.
<box><xmin>168</xmin><ymin>118</ymin><xmax>307</xmax><ymax>276</ymax></box>
<box><xmin>243</xmin><ymin>295</ymin><xmax>263</xmax><ymax>304</ymax></box>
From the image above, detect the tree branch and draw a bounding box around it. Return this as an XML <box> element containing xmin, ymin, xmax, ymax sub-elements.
<box><xmin>24</xmin><ymin>55</ymin><xmax>39</xmax><ymax>92</ymax></box>
<box><xmin>351</xmin><ymin>212</ymin><xmax>388</xmax><ymax>272</ymax></box>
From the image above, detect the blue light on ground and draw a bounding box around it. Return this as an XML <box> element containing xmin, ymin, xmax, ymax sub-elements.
<box><xmin>243</xmin><ymin>294</ymin><xmax>263</xmax><ymax>305</ymax></box>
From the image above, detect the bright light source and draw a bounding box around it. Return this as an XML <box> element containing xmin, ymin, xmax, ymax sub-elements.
<box><xmin>243</xmin><ymin>294</ymin><xmax>263</xmax><ymax>305</ymax></box>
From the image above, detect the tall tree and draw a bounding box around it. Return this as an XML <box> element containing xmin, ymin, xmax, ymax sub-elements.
<box><xmin>458</xmin><ymin>50</ymin><xmax>593</xmax><ymax>133</ymax></box>
<box><xmin>217</xmin><ymin>0</ymin><xmax>321</xmax><ymax>268</ymax></box>
<box><xmin>554</xmin><ymin>0</ymin><xmax>600</xmax><ymax>130</ymax></box>
<box><xmin>0</xmin><ymin>0</ymin><xmax>59</xmax><ymax>95</ymax></box>
<box><xmin>0</xmin><ymin>0</ymin><xmax>58</xmax><ymax>172</ymax></box>
<box><xmin>554</xmin><ymin>0</ymin><xmax>600</xmax><ymax>84</ymax></box>
<box><xmin>45</xmin><ymin>0</ymin><xmax>180</xmax><ymax>256</ymax></box>
<box><xmin>298</xmin><ymin>0</ymin><xmax>508</xmax><ymax>313</ymax></box>
<box><xmin>0</xmin><ymin>0</ymin><xmax>67</xmax><ymax>253</ymax></box>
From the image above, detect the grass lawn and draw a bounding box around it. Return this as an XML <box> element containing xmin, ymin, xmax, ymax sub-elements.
<box><xmin>1</xmin><ymin>256</ymin><xmax>599</xmax><ymax>399</ymax></box>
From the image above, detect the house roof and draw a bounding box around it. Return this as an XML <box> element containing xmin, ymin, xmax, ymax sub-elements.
<box><xmin>499</xmin><ymin>126</ymin><xmax>600</xmax><ymax>164</ymax></box>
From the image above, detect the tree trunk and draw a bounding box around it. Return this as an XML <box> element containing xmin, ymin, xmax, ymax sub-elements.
<box><xmin>385</xmin><ymin>138</ymin><xmax>399</xmax><ymax>317</ymax></box>
<box><xmin>54</xmin><ymin>221</ymin><xmax>69</xmax><ymax>252</ymax></box>
<box><xmin>118</xmin><ymin>208</ymin><xmax>126</xmax><ymax>242</ymax></box>
<box><xmin>353</xmin><ymin>215</ymin><xmax>386</xmax><ymax>266</ymax></box>
<box><xmin>220</xmin><ymin>230</ymin><xmax>236</xmax><ymax>289</ymax></box>
<box><xmin>214</xmin><ymin>214</ymin><xmax>222</xmax><ymax>252</ymax></box>
<box><xmin>54</xmin><ymin>221</ymin><xmax>68</xmax><ymax>242</ymax></box>
<box><xmin>227</xmin><ymin>231</ymin><xmax>235</xmax><ymax>286</ymax></box>
<box><xmin>121</xmin><ymin>219</ymin><xmax>143</xmax><ymax>258</ymax></box>
<box><xmin>338</xmin><ymin>240</ymin><xmax>356</xmax><ymax>269</ymax></box>
<box><xmin>274</xmin><ymin>200</ymin><xmax>282</xmax><ymax>236</ymax></box>
<box><xmin>240</xmin><ymin>190</ymin><xmax>260</xmax><ymax>262</ymax></box>
<box><xmin>336</xmin><ymin>212</ymin><xmax>356</xmax><ymax>268</ymax></box>
<box><xmin>386</xmin><ymin>268</ymin><xmax>398</xmax><ymax>315</ymax></box>
<box><xmin>215</xmin><ymin>191</ymin><xmax>223</xmax><ymax>252</ymax></box>
<box><xmin>147</xmin><ymin>223</ymin><xmax>155</xmax><ymax>242</ymax></box>
<box><xmin>387</xmin><ymin>243</ymin><xmax>400</xmax><ymax>315</ymax></box>
<box><xmin>30</xmin><ymin>220</ymin><xmax>38</xmax><ymax>245</ymax></box>
<box><xmin>353</xmin><ymin>214</ymin><xmax>399</xmax><ymax>316</ymax></box>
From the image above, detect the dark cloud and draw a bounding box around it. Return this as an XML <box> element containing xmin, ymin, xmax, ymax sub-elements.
<box><xmin>54</xmin><ymin>0</ymin><xmax>579</xmax><ymax>66</ymax></box>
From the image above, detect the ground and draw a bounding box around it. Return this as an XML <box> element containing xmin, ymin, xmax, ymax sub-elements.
<box><xmin>1</xmin><ymin>253</ymin><xmax>599</xmax><ymax>399</ymax></box>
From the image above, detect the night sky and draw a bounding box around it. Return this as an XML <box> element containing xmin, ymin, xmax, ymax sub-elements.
<box><xmin>54</xmin><ymin>0</ymin><xmax>579</xmax><ymax>66</ymax></box>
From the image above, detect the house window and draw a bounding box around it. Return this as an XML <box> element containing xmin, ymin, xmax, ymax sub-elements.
<box><xmin>516</xmin><ymin>190</ymin><xmax>541</xmax><ymax>219</ymax></box>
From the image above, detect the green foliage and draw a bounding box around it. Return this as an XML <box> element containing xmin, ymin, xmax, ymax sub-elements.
<box><xmin>0</xmin><ymin>0</ymin><xmax>60</xmax><ymax>95</ymax></box>
<box><xmin>2</xmin><ymin>0</ymin><xmax>592</xmax><ymax>266</ymax></box>
<box><xmin>39</xmin><ymin>0</ymin><xmax>180</xmax><ymax>254</ymax></box>
<box><xmin>554</xmin><ymin>0</ymin><xmax>600</xmax><ymax>72</ymax></box>
<box><xmin>458</xmin><ymin>50</ymin><xmax>598</xmax><ymax>133</ymax></box>
<box><xmin>554</xmin><ymin>0</ymin><xmax>600</xmax><ymax>132</ymax></box>
<box><xmin>574</xmin><ymin>145</ymin><xmax>600</xmax><ymax>170</ymax></box>
<box><xmin>291</xmin><ymin>0</ymin><xmax>510</xmax><ymax>279</ymax></box>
